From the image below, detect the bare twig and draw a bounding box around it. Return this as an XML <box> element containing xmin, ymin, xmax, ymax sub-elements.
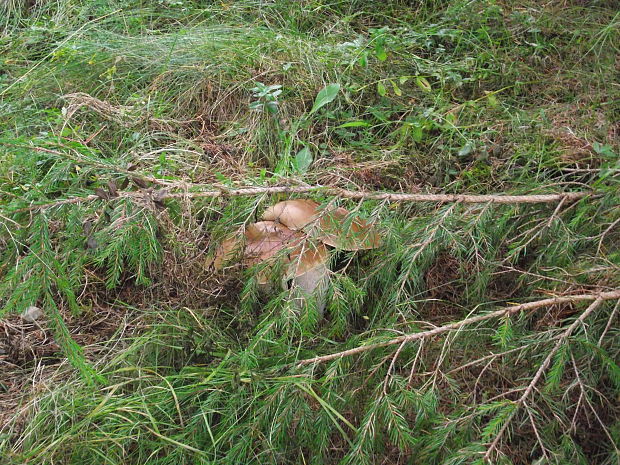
<box><xmin>108</xmin><ymin>186</ymin><xmax>593</xmax><ymax>204</ymax></box>
<box><xmin>11</xmin><ymin>183</ymin><xmax>591</xmax><ymax>213</ymax></box>
<box><xmin>597</xmin><ymin>216</ymin><xmax>620</xmax><ymax>254</ymax></box>
<box><xmin>546</xmin><ymin>195</ymin><xmax>567</xmax><ymax>227</ymax></box>
<box><xmin>406</xmin><ymin>339</ymin><xmax>425</xmax><ymax>388</ymax></box>
<box><xmin>526</xmin><ymin>406</ymin><xmax>550</xmax><ymax>461</ymax></box>
<box><xmin>383</xmin><ymin>340</ymin><xmax>408</xmax><ymax>395</ymax></box>
<box><xmin>598</xmin><ymin>299</ymin><xmax>620</xmax><ymax>345</ymax></box>
<box><xmin>297</xmin><ymin>290</ymin><xmax>620</xmax><ymax>367</ymax></box>
<box><xmin>5</xmin><ymin>143</ymin><xmax>591</xmax><ymax>211</ymax></box>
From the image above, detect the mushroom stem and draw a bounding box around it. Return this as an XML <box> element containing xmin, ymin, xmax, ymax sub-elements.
<box><xmin>290</xmin><ymin>264</ymin><xmax>329</xmax><ymax>318</ymax></box>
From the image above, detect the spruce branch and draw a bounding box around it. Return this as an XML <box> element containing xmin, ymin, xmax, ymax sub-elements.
<box><xmin>296</xmin><ymin>290</ymin><xmax>620</xmax><ymax>367</ymax></box>
<box><xmin>482</xmin><ymin>294</ymin><xmax>608</xmax><ymax>462</ymax></box>
<box><xmin>22</xmin><ymin>145</ymin><xmax>170</xmax><ymax>186</ymax></box>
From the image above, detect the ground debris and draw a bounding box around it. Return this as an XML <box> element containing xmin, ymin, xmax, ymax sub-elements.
<box><xmin>20</xmin><ymin>306</ymin><xmax>43</xmax><ymax>323</ymax></box>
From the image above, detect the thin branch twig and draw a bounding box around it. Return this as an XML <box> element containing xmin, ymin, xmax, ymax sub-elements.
<box><xmin>12</xmin><ymin>184</ymin><xmax>591</xmax><ymax>213</ymax></box>
<box><xmin>297</xmin><ymin>290</ymin><xmax>620</xmax><ymax>367</ymax></box>
<box><xmin>598</xmin><ymin>299</ymin><xmax>620</xmax><ymax>345</ymax></box>
<box><xmin>597</xmin><ymin>216</ymin><xmax>620</xmax><ymax>254</ymax></box>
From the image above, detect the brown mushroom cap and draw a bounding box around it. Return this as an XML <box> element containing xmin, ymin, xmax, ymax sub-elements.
<box><xmin>246</xmin><ymin>225</ymin><xmax>329</xmax><ymax>284</ymax></box>
<box><xmin>213</xmin><ymin>237</ymin><xmax>244</xmax><ymax>270</ymax></box>
<box><xmin>261</xmin><ymin>199</ymin><xmax>320</xmax><ymax>230</ymax></box>
<box><xmin>214</xmin><ymin>220</ymin><xmax>318</xmax><ymax>286</ymax></box>
<box><xmin>286</xmin><ymin>241</ymin><xmax>329</xmax><ymax>278</ymax></box>
<box><xmin>213</xmin><ymin>221</ymin><xmax>298</xmax><ymax>270</ymax></box>
<box><xmin>213</xmin><ymin>215</ymin><xmax>333</xmax><ymax>311</ymax></box>
<box><xmin>243</xmin><ymin>222</ymin><xmax>330</xmax><ymax>285</ymax></box>
<box><xmin>261</xmin><ymin>199</ymin><xmax>381</xmax><ymax>251</ymax></box>
<box><xmin>251</xmin><ymin>239</ymin><xmax>327</xmax><ymax>286</ymax></box>
<box><xmin>245</xmin><ymin>221</ymin><xmax>295</xmax><ymax>241</ymax></box>
<box><xmin>244</xmin><ymin>221</ymin><xmax>302</xmax><ymax>264</ymax></box>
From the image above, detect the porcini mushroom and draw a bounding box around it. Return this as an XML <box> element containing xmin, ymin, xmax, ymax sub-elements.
<box><xmin>262</xmin><ymin>199</ymin><xmax>381</xmax><ymax>251</ymax></box>
<box><xmin>213</xmin><ymin>220</ymin><xmax>304</xmax><ymax>289</ymax></box>
<box><xmin>286</xmin><ymin>241</ymin><xmax>330</xmax><ymax>317</ymax></box>
<box><xmin>244</xmin><ymin>223</ymin><xmax>298</xmax><ymax>260</ymax></box>
<box><xmin>213</xmin><ymin>221</ymin><xmax>298</xmax><ymax>268</ymax></box>
<box><xmin>261</xmin><ymin>199</ymin><xmax>320</xmax><ymax>230</ymax></box>
<box><xmin>245</xmin><ymin>221</ymin><xmax>297</xmax><ymax>242</ymax></box>
<box><xmin>213</xmin><ymin>198</ymin><xmax>381</xmax><ymax>319</ymax></box>
<box><xmin>243</xmin><ymin>225</ymin><xmax>329</xmax><ymax>306</ymax></box>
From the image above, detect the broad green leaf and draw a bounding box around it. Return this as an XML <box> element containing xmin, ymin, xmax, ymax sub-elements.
<box><xmin>415</xmin><ymin>76</ymin><xmax>432</xmax><ymax>93</ymax></box>
<box><xmin>294</xmin><ymin>146</ymin><xmax>313</xmax><ymax>173</ymax></box>
<box><xmin>310</xmin><ymin>83</ymin><xmax>340</xmax><ymax>114</ymax></box>
<box><xmin>337</xmin><ymin>121</ymin><xmax>370</xmax><ymax>128</ymax></box>
<box><xmin>375</xmin><ymin>42</ymin><xmax>387</xmax><ymax>61</ymax></box>
<box><xmin>391</xmin><ymin>80</ymin><xmax>402</xmax><ymax>96</ymax></box>
<box><xmin>266</xmin><ymin>101</ymin><xmax>279</xmax><ymax>114</ymax></box>
<box><xmin>377</xmin><ymin>81</ymin><xmax>387</xmax><ymax>96</ymax></box>
<box><xmin>358</xmin><ymin>51</ymin><xmax>368</xmax><ymax>67</ymax></box>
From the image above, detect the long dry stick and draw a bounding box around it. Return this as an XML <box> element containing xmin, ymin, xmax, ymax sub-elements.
<box><xmin>296</xmin><ymin>290</ymin><xmax>620</xmax><ymax>366</ymax></box>
<box><xmin>14</xmin><ymin>184</ymin><xmax>590</xmax><ymax>213</ymax></box>
<box><xmin>156</xmin><ymin>187</ymin><xmax>590</xmax><ymax>203</ymax></box>
<box><xmin>6</xmin><ymin>144</ymin><xmax>591</xmax><ymax>211</ymax></box>
<box><xmin>483</xmin><ymin>295</ymin><xmax>607</xmax><ymax>462</ymax></box>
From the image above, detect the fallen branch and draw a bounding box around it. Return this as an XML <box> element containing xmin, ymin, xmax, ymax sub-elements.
<box><xmin>296</xmin><ymin>290</ymin><xmax>620</xmax><ymax>367</ymax></box>
<box><xmin>157</xmin><ymin>187</ymin><xmax>590</xmax><ymax>204</ymax></box>
<box><xmin>23</xmin><ymin>145</ymin><xmax>169</xmax><ymax>186</ymax></box>
<box><xmin>483</xmin><ymin>295</ymin><xmax>606</xmax><ymax>462</ymax></box>
<box><xmin>13</xmin><ymin>184</ymin><xmax>590</xmax><ymax>213</ymax></box>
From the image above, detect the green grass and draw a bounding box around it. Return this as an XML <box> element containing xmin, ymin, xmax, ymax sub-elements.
<box><xmin>1</xmin><ymin>0</ymin><xmax>619</xmax><ymax>464</ymax></box>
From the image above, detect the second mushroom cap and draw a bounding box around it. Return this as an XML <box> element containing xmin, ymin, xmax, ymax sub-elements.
<box><xmin>261</xmin><ymin>199</ymin><xmax>381</xmax><ymax>251</ymax></box>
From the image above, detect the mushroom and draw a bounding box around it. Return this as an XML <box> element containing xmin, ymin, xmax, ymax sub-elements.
<box><xmin>244</xmin><ymin>221</ymin><xmax>297</xmax><ymax>242</ymax></box>
<box><xmin>243</xmin><ymin>225</ymin><xmax>330</xmax><ymax>310</ymax></box>
<box><xmin>213</xmin><ymin>221</ymin><xmax>299</xmax><ymax>270</ymax></box>
<box><xmin>213</xmin><ymin>220</ymin><xmax>310</xmax><ymax>287</ymax></box>
<box><xmin>213</xmin><ymin>198</ymin><xmax>381</xmax><ymax>319</ymax></box>
<box><xmin>261</xmin><ymin>199</ymin><xmax>320</xmax><ymax>230</ymax></box>
<box><xmin>263</xmin><ymin>199</ymin><xmax>381</xmax><ymax>251</ymax></box>
<box><xmin>243</xmin><ymin>221</ymin><xmax>303</xmax><ymax>289</ymax></box>
<box><xmin>287</xmin><ymin>242</ymin><xmax>330</xmax><ymax>317</ymax></box>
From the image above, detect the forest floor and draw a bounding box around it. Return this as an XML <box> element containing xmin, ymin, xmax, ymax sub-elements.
<box><xmin>1</xmin><ymin>1</ymin><xmax>619</xmax><ymax>464</ymax></box>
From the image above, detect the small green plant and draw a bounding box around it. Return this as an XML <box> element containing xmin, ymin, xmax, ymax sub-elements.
<box><xmin>272</xmin><ymin>82</ymin><xmax>341</xmax><ymax>175</ymax></box>
<box><xmin>249</xmin><ymin>82</ymin><xmax>282</xmax><ymax>114</ymax></box>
